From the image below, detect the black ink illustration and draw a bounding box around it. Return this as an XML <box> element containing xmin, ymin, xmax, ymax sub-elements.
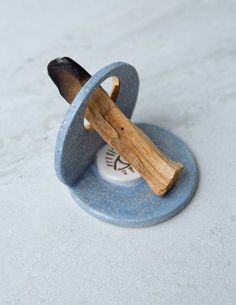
<box><xmin>105</xmin><ymin>147</ymin><xmax>135</xmax><ymax>175</ymax></box>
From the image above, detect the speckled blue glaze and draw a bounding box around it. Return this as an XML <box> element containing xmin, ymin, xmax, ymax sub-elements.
<box><xmin>55</xmin><ymin>62</ymin><xmax>139</xmax><ymax>186</ymax></box>
<box><xmin>55</xmin><ymin>62</ymin><xmax>199</xmax><ymax>227</ymax></box>
<box><xmin>70</xmin><ymin>123</ymin><xmax>198</xmax><ymax>227</ymax></box>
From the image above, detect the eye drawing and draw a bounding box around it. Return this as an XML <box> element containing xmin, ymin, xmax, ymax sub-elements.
<box><xmin>105</xmin><ymin>147</ymin><xmax>135</xmax><ymax>175</ymax></box>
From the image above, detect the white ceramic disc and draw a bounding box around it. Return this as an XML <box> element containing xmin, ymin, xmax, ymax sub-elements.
<box><xmin>96</xmin><ymin>144</ymin><xmax>142</xmax><ymax>186</ymax></box>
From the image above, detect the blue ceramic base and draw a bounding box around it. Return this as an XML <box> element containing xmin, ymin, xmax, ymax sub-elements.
<box><xmin>70</xmin><ymin>123</ymin><xmax>199</xmax><ymax>227</ymax></box>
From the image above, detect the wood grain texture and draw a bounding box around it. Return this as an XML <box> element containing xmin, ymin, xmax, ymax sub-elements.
<box><xmin>48</xmin><ymin>57</ymin><xmax>183</xmax><ymax>196</ymax></box>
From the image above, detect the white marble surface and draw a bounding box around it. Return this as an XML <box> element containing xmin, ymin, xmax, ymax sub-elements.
<box><xmin>0</xmin><ymin>0</ymin><xmax>236</xmax><ymax>304</ymax></box>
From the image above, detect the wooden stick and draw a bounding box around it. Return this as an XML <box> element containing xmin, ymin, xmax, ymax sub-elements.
<box><xmin>48</xmin><ymin>57</ymin><xmax>183</xmax><ymax>196</ymax></box>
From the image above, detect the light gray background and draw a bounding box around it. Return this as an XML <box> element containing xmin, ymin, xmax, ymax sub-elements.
<box><xmin>0</xmin><ymin>0</ymin><xmax>236</xmax><ymax>304</ymax></box>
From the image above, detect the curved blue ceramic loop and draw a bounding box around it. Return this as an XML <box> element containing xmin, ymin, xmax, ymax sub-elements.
<box><xmin>55</xmin><ymin>62</ymin><xmax>139</xmax><ymax>186</ymax></box>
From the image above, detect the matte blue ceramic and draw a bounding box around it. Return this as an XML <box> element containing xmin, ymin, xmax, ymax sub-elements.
<box><xmin>55</xmin><ymin>62</ymin><xmax>199</xmax><ymax>227</ymax></box>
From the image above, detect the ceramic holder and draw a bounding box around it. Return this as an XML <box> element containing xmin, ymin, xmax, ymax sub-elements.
<box><xmin>52</xmin><ymin>61</ymin><xmax>199</xmax><ymax>227</ymax></box>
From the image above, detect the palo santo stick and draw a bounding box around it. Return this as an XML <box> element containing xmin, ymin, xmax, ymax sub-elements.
<box><xmin>48</xmin><ymin>57</ymin><xmax>183</xmax><ymax>196</ymax></box>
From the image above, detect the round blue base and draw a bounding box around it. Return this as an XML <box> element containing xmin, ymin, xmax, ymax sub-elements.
<box><xmin>69</xmin><ymin>123</ymin><xmax>199</xmax><ymax>227</ymax></box>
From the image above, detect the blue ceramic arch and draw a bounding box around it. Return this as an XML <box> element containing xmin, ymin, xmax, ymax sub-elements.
<box><xmin>55</xmin><ymin>61</ymin><xmax>199</xmax><ymax>227</ymax></box>
<box><xmin>55</xmin><ymin>62</ymin><xmax>139</xmax><ymax>186</ymax></box>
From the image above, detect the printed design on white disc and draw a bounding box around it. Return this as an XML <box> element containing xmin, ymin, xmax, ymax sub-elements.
<box><xmin>96</xmin><ymin>144</ymin><xmax>142</xmax><ymax>186</ymax></box>
<box><xmin>105</xmin><ymin>146</ymin><xmax>135</xmax><ymax>175</ymax></box>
